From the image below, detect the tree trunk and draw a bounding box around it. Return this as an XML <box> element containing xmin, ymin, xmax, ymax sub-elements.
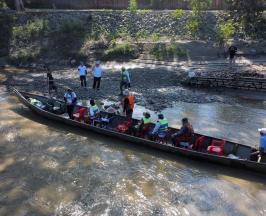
<box><xmin>15</xmin><ymin>0</ymin><xmax>24</xmax><ymax>11</ymax></box>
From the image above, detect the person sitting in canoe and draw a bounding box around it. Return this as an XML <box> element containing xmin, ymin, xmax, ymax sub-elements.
<box><xmin>88</xmin><ymin>99</ymin><xmax>100</xmax><ymax>125</ymax></box>
<box><xmin>251</xmin><ymin>128</ymin><xmax>266</xmax><ymax>162</ymax></box>
<box><xmin>64</xmin><ymin>88</ymin><xmax>77</xmax><ymax>120</ymax></box>
<box><xmin>123</xmin><ymin>89</ymin><xmax>134</xmax><ymax>118</ymax></box>
<box><xmin>133</xmin><ymin>112</ymin><xmax>152</xmax><ymax>137</ymax></box>
<box><xmin>171</xmin><ymin>118</ymin><xmax>194</xmax><ymax>148</ymax></box>
<box><xmin>150</xmin><ymin>114</ymin><xmax>169</xmax><ymax>141</ymax></box>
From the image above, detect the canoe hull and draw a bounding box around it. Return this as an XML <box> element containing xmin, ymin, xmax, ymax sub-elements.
<box><xmin>14</xmin><ymin>89</ymin><xmax>266</xmax><ymax>174</ymax></box>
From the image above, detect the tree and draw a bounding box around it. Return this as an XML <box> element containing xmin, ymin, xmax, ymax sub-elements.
<box><xmin>185</xmin><ymin>0</ymin><xmax>212</xmax><ymax>37</ymax></box>
<box><xmin>226</xmin><ymin>0</ymin><xmax>265</xmax><ymax>38</ymax></box>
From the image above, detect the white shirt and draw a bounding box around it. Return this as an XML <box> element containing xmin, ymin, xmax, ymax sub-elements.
<box><xmin>64</xmin><ymin>92</ymin><xmax>77</xmax><ymax>104</ymax></box>
<box><xmin>93</xmin><ymin>66</ymin><xmax>102</xmax><ymax>78</ymax></box>
<box><xmin>78</xmin><ymin>65</ymin><xmax>87</xmax><ymax>76</ymax></box>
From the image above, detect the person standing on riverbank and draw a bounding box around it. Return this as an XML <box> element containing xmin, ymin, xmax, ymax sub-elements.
<box><xmin>123</xmin><ymin>89</ymin><xmax>134</xmax><ymax>118</ymax></box>
<box><xmin>45</xmin><ymin>66</ymin><xmax>57</xmax><ymax>94</ymax></box>
<box><xmin>64</xmin><ymin>88</ymin><xmax>77</xmax><ymax>119</ymax></box>
<box><xmin>120</xmin><ymin>67</ymin><xmax>131</xmax><ymax>95</ymax></box>
<box><xmin>92</xmin><ymin>61</ymin><xmax>102</xmax><ymax>90</ymax></box>
<box><xmin>78</xmin><ymin>62</ymin><xmax>87</xmax><ymax>87</ymax></box>
<box><xmin>228</xmin><ymin>45</ymin><xmax>237</xmax><ymax>65</ymax></box>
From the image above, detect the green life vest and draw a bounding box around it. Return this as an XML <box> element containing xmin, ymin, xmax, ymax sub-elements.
<box><xmin>143</xmin><ymin>117</ymin><xmax>151</xmax><ymax>124</ymax></box>
<box><xmin>92</xmin><ymin>105</ymin><xmax>99</xmax><ymax>113</ymax></box>
<box><xmin>121</xmin><ymin>71</ymin><xmax>128</xmax><ymax>81</ymax></box>
<box><xmin>158</xmin><ymin>119</ymin><xmax>168</xmax><ymax>133</ymax></box>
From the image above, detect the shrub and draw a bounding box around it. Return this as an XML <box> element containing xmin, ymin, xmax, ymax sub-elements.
<box><xmin>151</xmin><ymin>44</ymin><xmax>186</xmax><ymax>60</ymax></box>
<box><xmin>151</xmin><ymin>32</ymin><xmax>159</xmax><ymax>42</ymax></box>
<box><xmin>0</xmin><ymin>0</ymin><xmax>7</xmax><ymax>8</ymax></box>
<box><xmin>128</xmin><ymin>0</ymin><xmax>137</xmax><ymax>12</ymax></box>
<box><xmin>170</xmin><ymin>9</ymin><xmax>184</xmax><ymax>20</ymax></box>
<box><xmin>12</xmin><ymin>18</ymin><xmax>49</xmax><ymax>40</ymax></box>
<box><xmin>227</xmin><ymin>0</ymin><xmax>264</xmax><ymax>38</ymax></box>
<box><xmin>117</xmin><ymin>26</ymin><xmax>129</xmax><ymax>38</ymax></box>
<box><xmin>189</xmin><ymin>0</ymin><xmax>212</xmax><ymax>14</ymax></box>
<box><xmin>9</xmin><ymin>49</ymin><xmax>40</xmax><ymax>65</ymax></box>
<box><xmin>216</xmin><ymin>20</ymin><xmax>235</xmax><ymax>44</ymax></box>
<box><xmin>185</xmin><ymin>17</ymin><xmax>200</xmax><ymax>36</ymax></box>
<box><xmin>134</xmin><ymin>29</ymin><xmax>148</xmax><ymax>41</ymax></box>
<box><xmin>104</xmin><ymin>42</ymin><xmax>137</xmax><ymax>60</ymax></box>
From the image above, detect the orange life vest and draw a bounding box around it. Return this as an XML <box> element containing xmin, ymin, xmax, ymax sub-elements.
<box><xmin>126</xmin><ymin>95</ymin><xmax>134</xmax><ymax>110</ymax></box>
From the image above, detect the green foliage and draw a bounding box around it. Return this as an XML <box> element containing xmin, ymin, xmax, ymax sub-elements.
<box><xmin>185</xmin><ymin>16</ymin><xmax>200</xmax><ymax>36</ymax></box>
<box><xmin>216</xmin><ymin>20</ymin><xmax>235</xmax><ymax>43</ymax></box>
<box><xmin>170</xmin><ymin>9</ymin><xmax>184</xmax><ymax>20</ymax></box>
<box><xmin>151</xmin><ymin>44</ymin><xmax>186</xmax><ymax>60</ymax></box>
<box><xmin>134</xmin><ymin>29</ymin><xmax>148</xmax><ymax>41</ymax></box>
<box><xmin>12</xmin><ymin>19</ymin><xmax>49</xmax><ymax>40</ymax></box>
<box><xmin>151</xmin><ymin>32</ymin><xmax>159</xmax><ymax>42</ymax></box>
<box><xmin>117</xmin><ymin>26</ymin><xmax>129</xmax><ymax>38</ymax></box>
<box><xmin>188</xmin><ymin>0</ymin><xmax>212</xmax><ymax>13</ymax></box>
<box><xmin>9</xmin><ymin>49</ymin><xmax>40</xmax><ymax>65</ymax></box>
<box><xmin>184</xmin><ymin>0</ymin><xmax>211</xmax><ymax>38</ymax></box>
<box><xmin>104</xmin><ymin>42</ymin><xmax>137</xmax><ymax>59</ymax></box>
<box><xmin>226</xmin><ymin>0</ymin><xmax>265</xmax><ymax>38</ymax></box>
<box><xmin>0</xmin><ymin>0</ymin><xmax>7</xmax><ymax>8</ymax></box>
<box><xmin>128</xmin><ymin>0</ymin><xmax>137</xmax><ymax>12</ymax></box>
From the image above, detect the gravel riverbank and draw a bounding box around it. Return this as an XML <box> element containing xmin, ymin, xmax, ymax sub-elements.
<box><xmin>1</xmin><ymin>61</ymin><xmax>266</xmax><ymax>111</ymax></box>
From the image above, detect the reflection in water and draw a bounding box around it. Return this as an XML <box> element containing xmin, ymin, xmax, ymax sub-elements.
<box><xmin>0</xmin><ymin>91</ymin><xmax>266</xmax><ymax>216</ymax></box>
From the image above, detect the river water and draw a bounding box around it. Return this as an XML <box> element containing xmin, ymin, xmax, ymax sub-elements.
<box><xmin>1</xmin><ymin>85</ymin><xmax>266</xmax><ymax>216</ymax></box>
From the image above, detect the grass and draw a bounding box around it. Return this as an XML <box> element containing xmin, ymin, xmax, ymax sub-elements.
<box><xmin>151</xmin><ymin>44</ymin><xmax>186</xmax><ymax>60</ymax></box>
<box><xmin>103</xmin><ymin>42</ymin><xmax>137</xmax><ymax>60</ymax></box>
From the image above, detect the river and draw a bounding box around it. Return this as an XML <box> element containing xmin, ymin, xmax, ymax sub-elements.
<box><xmin>0</xmin><ymin>85</ymin><xmax>266</xmax><ymax>216</ymax></box>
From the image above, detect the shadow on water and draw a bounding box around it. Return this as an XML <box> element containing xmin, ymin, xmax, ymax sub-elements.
<box><xmin>10</xmin><ymin>97</ymin><xmax>266</xmax><ymax>185</ymax></box>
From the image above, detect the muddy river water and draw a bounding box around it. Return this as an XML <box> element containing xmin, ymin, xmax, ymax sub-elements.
<box><xmin>1</xmin><ymin>85</ymin><xmax>266</xmax><ymax>216</ymax></box>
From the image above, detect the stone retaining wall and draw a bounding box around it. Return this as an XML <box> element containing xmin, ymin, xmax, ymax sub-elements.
<box><xmin>184</xmin><ymin>77</ymin><xmax>266</xmax><ymax>91</ymax></box>
<box><xmin>10</xmin><ymin>10</ymin><xmax>218</xmax><ymax>39</ymax></box>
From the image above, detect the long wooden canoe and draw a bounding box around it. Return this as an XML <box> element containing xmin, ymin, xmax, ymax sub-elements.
<box><xmin>13</xmin><ymin>88</ymin><xmax>266</xmax><ymax>174</ymax></box>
